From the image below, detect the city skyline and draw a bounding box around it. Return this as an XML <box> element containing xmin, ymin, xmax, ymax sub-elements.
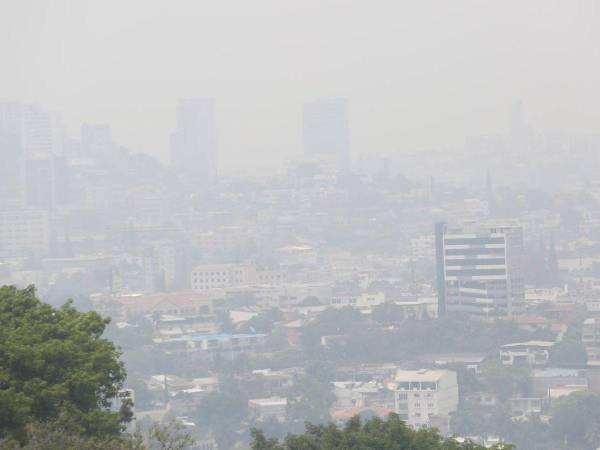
<box><xmin>2</xmin><ymin>1</ymin><xmax>600</xmax><ymax>173</ymax></box>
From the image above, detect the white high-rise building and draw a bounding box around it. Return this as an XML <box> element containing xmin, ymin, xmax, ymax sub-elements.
<box><xmin>435</xmin><ymin>223</ymin><xmax>525</xmax><ymax>318</ymax></box>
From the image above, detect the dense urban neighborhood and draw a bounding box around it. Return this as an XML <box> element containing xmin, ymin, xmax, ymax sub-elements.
<box><xmin>3</xmin><ymin>96</ymin><xmax>600</xmax><ymax>449</ymax></box>
<box><xmin>2</xmin><ymin>2</ymin><xmax>600</xmax><ymax>448</ymax></box>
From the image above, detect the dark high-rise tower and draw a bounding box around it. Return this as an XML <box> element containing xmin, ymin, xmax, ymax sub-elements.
<box><xmin>170</xmin><ymin>98</ymin><xmax>217</xmax><ymax>183</ymax></box>
<box><xmin>302</xmin><ymin>98</ymin><xmax>350</xmax><ymax>171</ymax></box>
<box><xmin>0</xmin><ymin>101</ymin><xmax>23</xmax><ymax>203</ymax></box>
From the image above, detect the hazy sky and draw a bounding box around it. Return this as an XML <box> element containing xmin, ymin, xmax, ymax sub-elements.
<box><xmin>2</xmin><ymin>0</ymin><xmax>600</xmax><ymax>173</ymax></box>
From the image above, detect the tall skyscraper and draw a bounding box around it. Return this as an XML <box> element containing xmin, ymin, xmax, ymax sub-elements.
<box><xmin>21</xmin><ymin>104</ymin><xmax>64</xmax><ymax>157</ymax></box>
<box><xmin>507</xmin><ymin>100</ymin><xmax>533</xmax><ymax>153</ymax></box>
<box><xmin>435</xmin><ymin>223</ymin><xmax>524</xmax><ymax>319</ymax></box>
<box><xmin>0</xmin><ymin>102</ymin><xmax>64</xmax><ymax>205</ymax></box>
<box><xmin>0</xmin><ymin>101</ymin><xmax>23</xmax><ymax>203</ymax></box>
<box><xmin>23</xmin><ymin>154</ymin><xmax>72</xmax><ymax>210</ymax></box>
<box><xmin>302</xmin><ymin>98</ymin><xmax>350</xmax><ymax>171</ymax></box>
<box><xmin>170</xmin><ymin>98</ymin><xmax>217</xmax><ymax>183</ymax></box>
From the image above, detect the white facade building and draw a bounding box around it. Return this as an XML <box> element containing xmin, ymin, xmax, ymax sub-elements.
<box><xmin>435</xmin><ymin>223</ymin><xmax>525</xmax><ymax>318</ymax></box>
<box><xmin>390</xmin><ymin>369</ymin><xmax>458</xmax><ymax>430</ymax></box>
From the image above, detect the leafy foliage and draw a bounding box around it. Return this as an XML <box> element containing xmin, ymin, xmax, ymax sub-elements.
<box><xmin>300</xmin><ymin>310</ymin><xmax>554</xmax><ymax>364</ymax></box>
<box><xmin>0</xmin><ymin>286</ymin><xmax>127</xmax><ymax>442</ymax></box>
<box><xmin>551</xmin><ymin>392</ymin><xmax>600</xmax><ymax>450</ymax></box>
<box><xmin>549</xmin><ymin>337</ymin><xmax>587</xmax><ymax>367</ymax></box>
<box><xmin>0</xmin><ymin>412</ymin><xmax>194</xmax><ymax>450</ymax></box>
<box><xmin>194</xmin><ymin>378</ymin><xmax>249</xmax><ymax>450</ymax></box>
<box><xmin>251</xmin><ymin>414</ymin><xmax>513</xmax><ymax>450</ymax></box>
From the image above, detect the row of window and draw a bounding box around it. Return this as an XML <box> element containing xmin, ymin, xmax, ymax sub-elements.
<box><xmin>398</xmin><ymin>392</ymin><xmax>433</xmax><ymax>400</ymax></box>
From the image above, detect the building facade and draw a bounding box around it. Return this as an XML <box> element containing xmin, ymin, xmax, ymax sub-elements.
<box><xmin>391</xmin><ymin>369</ymin><xmax>458</xmax><ymax>431</ymax></box>
<box><xmin>0</xmin><ymin>208</ymin><xmax>50</xmax><ymax>257</ymax></box>
<box><xmin>583</xmin><ymin>318</ymin><xmax>600</xmax><ymax>366</ymax></box>
<box><xmin>435</xmin><ymin>223</ymin><xmax>524</xmax><ymax>318</ymax></box>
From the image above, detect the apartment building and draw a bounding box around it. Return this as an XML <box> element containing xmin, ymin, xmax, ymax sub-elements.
<box><xmin>391</xmin><ymin>369</ymin><xmax>458</xmax><ymax>431</ymax></box>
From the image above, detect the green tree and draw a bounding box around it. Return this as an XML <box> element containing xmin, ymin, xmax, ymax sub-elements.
<box><xmin>551</xmin><ymin>392</ymin><xmax>600</xmax><ymax>450</ymax></box>
<box><xmin>194</xmin><ymin>378</ymin><xmax>248</xmax><ymax>449</ymax></box>
<box><xmin>0</xmin><ymin>407</ymin><xmax>145</xmax><ymax>450</ymax></box>
<box><xmin>0</xmin><ymin>286</ymin><xmax>127</xmax><ymax>443</ymax></box>
<box><xmin>0</xmin><ymin>413</ymin><xmax>194</xmax><ymax>450</ymax></box>
<box><xmin>147</xmin><ymin>420</ymin><xmax>195</xmax><ymax>450</ymax></box>
<box><xmin>480</xmin><ymin>363</ymin><xmax>531</xmax><ymax>402</ymax></box>
<box><xmin>251</xmin><ymin>414</ymin><xmax>513</xmax><ymax>450</ymax></box>
<box><xmin>549</xmin><ymin>338</ymin><xmax>587</xmax><ymax>368</ymax></box>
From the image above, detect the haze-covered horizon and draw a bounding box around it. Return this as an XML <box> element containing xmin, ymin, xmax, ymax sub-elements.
<box><xmin>5</xmin><ymin>2</ymin><xmax>600</xmax><ymax>448</ymax></box>
<box><xmin>2</xmin><ymin>0</ymin><xmax>600</xmax><ymax>174</ymax></box>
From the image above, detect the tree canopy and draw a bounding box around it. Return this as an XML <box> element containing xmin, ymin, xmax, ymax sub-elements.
<box><xmin>251</xmin><ymin>414</ymin><xmax>513</xmax><ymax>450</ymax></box>
<box><xmin>0</xmin><ymin>286</ymin><xmax>127</xmax><ymax>443</ymax></box>
<box><xmin>550</xmin><ymin>392</ymin><xmax>600</xmax><ymax>450</ymax></box>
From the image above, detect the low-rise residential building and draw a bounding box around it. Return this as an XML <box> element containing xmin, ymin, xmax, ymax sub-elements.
<box><xmin>500</xmin><ymin>341</ymin><xmax>554</xmax><ymax>366</ymax></box>
<box><xmin>104</xmin><ymin>291</ymin><xmax>217</xmax><ymax>321</ymax></box>
<box><xmin>331</xmin><ymin>381</ymin><xmax>390</xmax><ymax>409</ymax></box>
<box><xmin>420</xmin><ymin>353</ymin><xmax>489</xmax><ymax>374</ymax></box>
<box><xmin>155</xmin><ymin>333</ymin><xmax>267</xmax><ymax>360</ymax></box>
<box><xmin>248</xmin><ymin>397</ymin><xmax>288</xmax><ymax>422</ymax></box>
<box><xmin>330</xmin><ymin>291</ymin><xmax>385</xmax><ymax>309</ymax></box>
<box><xmin>392</xmin><ymin>298</ymin><xmax>438</xmax><ymax>320</ymax></box>
<box><xmin>509</xmin><ymin>397</ymin><xmax>544</xmax><ymax>416</ymax></box>
<box><xmin>531</xmin><ymin>368</ymin><xmax>588</xmax><ymax>397</ymax></box>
